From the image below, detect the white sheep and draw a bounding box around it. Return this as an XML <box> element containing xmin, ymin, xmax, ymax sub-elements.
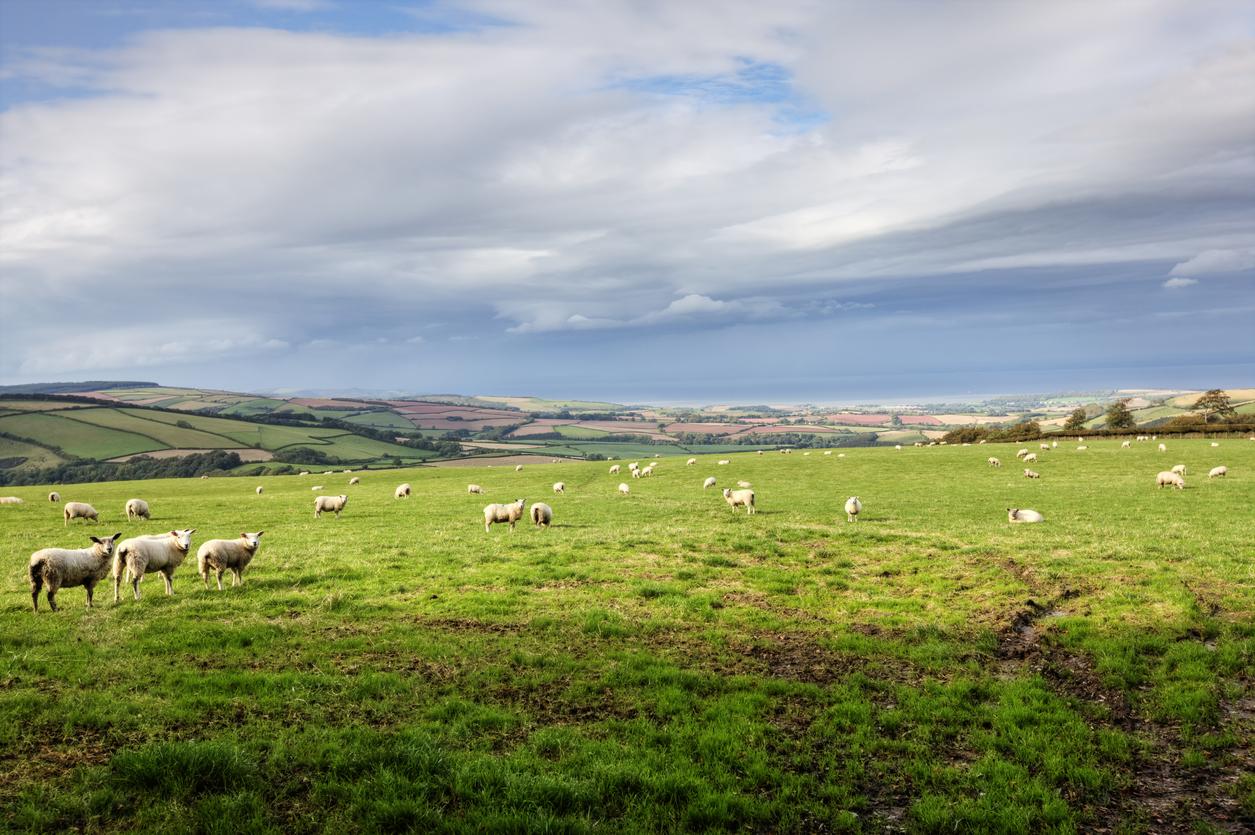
<box><xmin>323</xmin><ymin>470</ymin><xmax>333</xmax><ymax>475</ymax></box>
<box><xmin>717</xmin><ymin>459</ymin><xmax>730</xmax><ymax>465</ymax></box>
<box><xmin>838</xmin><ymin>453</ymin><xmax>846</xmax><ymax>458</ymax></box>
<box><xmin>48</xmin><ymin>492</ymin><xmax>60</xmax><ymax>503</ymax></box>
<box><xmin>467</xmin><ymin>484</ymin><xmax>483</xmax><ymax>494</ymax></box>
<box><xmin>530</xmin><ymin>502</ymin><xmax>553</xmax><ymax>528</ymax></box>
<box><xmin>1</xmin><ymin>496</ymin><xmax>25</xmax><ymax>505</ymax></box>
<box><xmin>1040</xmin><ymin>443</ymin><xmax>1050</xmax><ymax>450</ymax></box>
<box><xmin>299</xmin><ymin>471</ymin><xmax>310</xmax><ymax>476</ymax></box>
<box><xmin>1210</xmin><ymin>442</ymin><xmax>1220</xmax><ymax>447</ymax></box>
<box><xmin>63</xmin><ymin>502</ymin><xmax>99</xmax><ymax>526</ymax></box>
<box><xmin>1171</xmin><ymin>464</ymin><xmax>1187</xmax><ymax>476</ymax></box>
<box><xmin>1208</xmin><ymin>466</ymin><xmax>1227</xmax><ymax>478</ymax></box>
<box><xmin>722</xmin><ymin>487</ymin><xmax>755</xmax><ymax>514</ymax></box>
<box><xmin>1051</xmin><ymin>441</ymin><xmax>1058</xmax><ymax>448</ymax></box>
<box><xmin>1156</xmin><ymin>471</ymin><xmax>1185</xmax><ymax>490</ymax></box>
<box><xmin>703</xmin><ymin>476</ymin><xmax>717</xmax><ymax>489</ymax></box>
<box><xmin>29</xmin><ymin>532</ymin><xmax>121</xmax><ymax>611</ymax></box>
<box><xmin>687</xmin><ymin>458</ymin><xmax>697</xmax><ymax>466</ymax></box>
<box><xmin>609</xmin><ymin>464</ymin><xmax>621</xmax><ymax>475</ymax></box>
<box><xmin>988</xmin><ymin>457</ymin><xmax>1001</xmax><ymax>468</ymax></box>
<box><xmin>125</xmin><ymin>498</ymin><xmax>150</xmax><ymax>522</ymax></box>
<box><xmin>1007</xmin><ymin>508</ymin><xmax>1044</xmax><ymax>524</ymax></box>
<box><xmin>824</xmin><ymin>451</ymin><xmax>833</xmax><ymax>455</ymax></box>
<box><xmin>395</xmin><ymin>483</ymin><xmax>411</xmax><ymax>499</ymax></box>
<box><xmin>639</xmin><ymin>466</ymin><xmax>654</xmax><ymax>477</ymax></box>
<box><xmin>311</xmin><ymin>485</ymin><xmax>324</xmax><ymax>491</ymax></box>
<box><xmin>618</xmin><ymin>483</ymin><xmax>630</xmax><ymax>495</ymax></box>
<box><xmin>483</xmin><ymin>498</ymin><xmax>525</xmax><ymax>532</ymax></box>
<box><xmin>1016</xmin><ymin>448</ymin><xmax>1029</xmax><ymax>459</ymax></box>
<box><xmin>1121</xmin><ymin>440</ymin><xmax>1131</xmax><ymax>448</ymax></box>
<box><xmin>113</xmin><ymin>528</ymin><xmax>195</xmax><ymax>602</ymax></box>
<box><xmin>1023</xmin><ymin>453</ymin><xmax>1037</xmax><ymax>463</ymax></box>
<box><xmin>515</xmin><ymin>465</ymin><xmax>524</xmax><ymax>472</ymax></box>
<box><xmin>314</xmin><ymin>494</ymin><xmax>348</xmax><ymax>518</ymax></box>
<box><xmin>553</xmin><ymin>482</ymin><xmax>565</xmax><ymax>494</ymax></box>
<box><xmin>803</xmin><ymin>451</ymin><xmax>811</xmax><ymax>456</ymax></box>
<box><xmin>757</xmin><ymin>450</ymin><xmax>764</xmax><ymax>455</ymax></box>
<box><xmin>1024</xmin><ymin>468</ymin><xmax>1040</xmax><ymax>479</ymax></box>
<box><xmin>632</xmin><ymin>468</ymin><xmax>643</xmax><ymax>479</ymax></box>
<box><xmin>343</xmin><ymin>469</ymin><xmax>353</xmax><ymax>474</ymax></box>
<box><xmin>1158</xmin><ymin>443</ymin><xmax>1167</xmax><ymax>452</ymax></box>
<box><xmin>628</xmin><ymin>462</ymin><xmax>639</xmax><ymax>471</ymax></box>
<box><xmin>737</xmin><ymin>480</ymin><xmax>752</xmax><ymax>488</ymax></box>
<box><xmin>844</xmin><ymin>496</ymin><xmax>862</xmax><ymax>522</ymax></box>
<box><xmin>349</xmin><ymin>477</ymin><xmax>360</xmax><ymax>485</ymax></box>
<box><xmin>255</xmin><ymin>486</ymin><xmax>264</xmax><ymax>495</ymax></box>
<box><xmin>197</xmin><ymin>532</ymin><xmax>264</xmax><ymax>590</ymax></box>
<box><xmin>1076</xmin><ymin>445</ymin><xmax>1088</xmax><ymax>451</ymax></box>
<box><xmin>894</xmin><ymin>445</ymin><xmax>902</xmax><ymax>450</ymax></box>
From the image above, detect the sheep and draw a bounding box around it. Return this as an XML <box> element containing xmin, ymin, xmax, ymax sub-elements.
<box><xmin>824</xmin><ymin>450</ymin><xmax>833</xmax><ymax>455</ymax></box>
<box><xmin>349</xmin><ymin>477</ymin><xmax>361</xmax><ymax>485</ymax></box>
<box><xmin>1007</xmin><ymin>508</ymin><xmax>1044</xmax><ymax>524</ymax></box>
<box><xmin>894</xmin><ymin>445</ymin><xmax>902</xmax><ymax>450</ymax></box>
<box><xmin>1208</xmin><ymin>466</ymin><xmax>1227</xmax><ymax>478</ymax></box>
<box><xmin>1051</xmin><ymin>441</ymin><xmax>1058</xmax><ymax>448</ymax></box>
<box><xmin>1152</xmin><ymin>435</ymin><xmax>1158</xmax><ymax>440</ymax></box>
<box><xmin>1024</xmin><ymin>468</ymin><xmax>1040</xmax><ymax>479</ymax></box>
<box><xmin>299</xmin><ymin>471</ymin><xmax>310</xmax><ymax>476</ymax></box>
<box><xmin>687</xmin><ymin>458</ymin><xmax>697</xmax><ymax>466</ymax></box>
<box><xmin>515</xmin><ymin>465</ymin><xmax>524</xmax><ymax>472</ymax></box>
<box><xmin>1040</xmin><ymin>443</ymin><xmax>1050</xmax><ymax>450</ymax></box>
<box><xmin>632</xmin><ymin>468</ymin><xmax>643</xmax><ymax>479</ymax></box>
<box><xmin>717</xmin><ymin>459</ymin><xmax>730</xmax><ymax>465</ymax></box>
<box><xmin>628</xmin><ymin>462</ymin><xmax>639</xmax><ymax>471</ymax></box>
<box><xmin>1171</xmin><ymin>464</ymin><xmax>1187</xmax><ymax>476</ymax></box>
<box><xmin>650</xmin><ymin>461</ymin><xmax>659</xmax><ymax>467</ymax></box>
<box><xmin>197</xmin><ymin>532</ymin><xmax>264</xmax><ymax>591</ymax></box>
<box><xmin>1076</xmin><ymin>446</ymin><xmax>1088</xmax><ymax>451</ymax></box>
<box><xmin>914</xmin><ymin>441</ymin><xmax>925</xmax><ymax>447</ymax></box>
<box><xmin>838</xmin><ymin>453</ymin><xmax>846</xmax><ymax>458</ymax></box>
<box><xmin>844</xmin><ymin>496</ymin><xmax>862</xmax><ymax>522</ymax></box>
<box><xmin>1156</xmin><ymin>471</ymin><xmax>1185</xmax><ymax>490</ymax></box>
<box><xmin>1</xmin><ymin>496</ymin><xmax>25</xmax><ymax>505</ymax></box>
<box><xmin>530</xmin><ymin>502</ymin><xmax>553</xmax><ymax>528</ymax></box>
<box><xmin>1137</xmin><ymin>435</ymin><xmax>1147</xmax><ymax>442</ymax></box>
<box><xmin>63</xmin><ymin>502</ymin><xmax>99</xmax><ymax>526</ymax></box>
<box><xmin>483</xmin><ymin>498</ymin><xmax>525</xmax><ymax>532</ymax></box>
<box><xmin>1016</xmin><ymin>449</ymin><xmax>1030</xmax><ymax>459</ymax></box>
<box><xmin>553</xmin><ymin>482</ymin><xmax>565</xmax><ymax>494</ymax></box>
<box><xmin>113</xmin><ymin>528</ymin><xmax>195</xmax><ymax>602</ymax></box>
<box><xmin>1210</xmin><ymin>442</ymin><xmax>1220</xmax><ymax>448</ymax></box>
<box><xmin>343</xmin><ymin>469</ymin><xmax>353</xmax><ymax>474</ymax></box>
<box><xmin>722</xmin><ymin>487</ymin><xmax>756</xmax><ymax>514</ymax></box>
<box><xmin>757</xmin><ymin>450</ymin><xmax>764</xmax><ymax>455</ymax></box>
<box><xmin>703</xmin><ymin>476</ymin><xmax>717</xmax><ymax>489</ymax></box>
<box><xmin>29</xmin><ymin>533</ymin><xmax>121</xmax><ymax>611</ymax></box>
<box><xmin>200</xmin><ymin>475</ymin><xmax>208</xmax><ymax>480</ymax></box>
<box><xmin>395</xmin><ymin>483</ymin><xmax>411</xmax><ymax>499</ymax></box>
<box><xmin>125</xmin><ymin>498</ymin><xmax>150</xmax><ymax>522</ymax></box>
<box><xmin>737</xmin><ymin>480</ymin><xmax>752</xmax><ymax>488</ymax></box>
<box><xmin>323</xmin><ymin>470</ymin><xmax>333</xmax><ymax>475</ymax></box>
<box><xmin>1158</xmin><ymin>443</ymin><xmax>1167</xmax><ymax>452</ymax></box>
<box><xmin>988</xmin><ymin>457</ymin><xmax>1001</xmax><ymax>468</ymax></box>
<box><xmin>1121</xmin><ymin>440</ymin><xmax>1131</xmax><ymax>448</ymax></box>
<box><xmin>781</xmin><ymin>448</ymin><xmax>792</xmax><ymax>454</ymax></box>
<box><xmin>979</xmin><ymin>439</ymin><xmax>988</xmax><ymax>444</ymax></box>
<box><xmin>803</xmin><ymin>451</ymin><xmax>811</xmax><ymax>456</ymax></box>
<box><xmin>314</xmin><ymin>494</ymin><xmax>349</xmax><ymax>519</ymax></box>
<box><xmin>609</xmin><ymin>464</ymin><xmax>621</xmax><ymax>475</ymax></box>
<box><xmin>467</xmin><ymin>484</ymin><xmax>483</xmax><ymax>495</ymax></box>
<box><xmin>618</xmin><ymin>483</ymin><xmax>630</xmax><ymax>495</ymax></box>
<box><xmin>255</xmin><ymin>486</ymin><xmax>264</xmax><ymax>495</ymax></box>
<box><xmin>48</xmin><ymin>492</ymin><xmax>60</xmax><ymax>503</ymax></box>
<box><xmin>639</xmin><ymin>466</ymin><xmax>654</xmax><ymax>477</ymax></box>
<box><xmin>311</xmin><ymin>485</ymin><xmax>324</xmax><ymax>491</ymax></box>
<box><xmin>1023</xmin><ymin>453</ymin><xmax>1037</xmax><ymax>463</ymax></box>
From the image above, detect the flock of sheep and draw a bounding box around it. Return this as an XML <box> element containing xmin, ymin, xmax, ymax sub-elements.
<box><xmin>16</xmin><ymin>436</ymin><xmax>1241</xmax><ymax>611</ymax></box>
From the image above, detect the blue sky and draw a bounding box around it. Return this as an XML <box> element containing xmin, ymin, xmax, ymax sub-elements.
<box><xmin>1</xmin><ymin>1</ymin><xmax>1252</xmax><ymax>402</ymax></box>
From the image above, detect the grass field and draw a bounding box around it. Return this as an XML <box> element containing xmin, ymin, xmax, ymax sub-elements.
<box><xmin>1</xmin><ymin>440</ymin><xmax>1252</xmax><ymax>832</ymax></box>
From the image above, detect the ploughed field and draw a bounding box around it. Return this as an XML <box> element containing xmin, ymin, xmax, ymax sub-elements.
<box><xmin>1</xmin><ymin>440</ymin><xmax>1251</xmax><ymax>832</ymax></box>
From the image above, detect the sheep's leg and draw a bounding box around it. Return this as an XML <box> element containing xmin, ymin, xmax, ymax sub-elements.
<box><xmin>113</xmin><ymin>572</ymin><xmax>122</xmax><ymax>603</ymax></box>
<box><xmin>85</xmin><ymin>581</ymin><xmax>95</xmax><ymax>608</ymax></box>
<box><xmin>46</xmin><ymin>580</ymin><xmax>60</xmax><ymax>612</ymax></box>
<box><xmin>161</xmin><ymin>571</ymin><xmax>174</xmax><ymax>596</ymax></box>
<box><xmin>130</xmin><ymin>569</ymin><xmax>142</xmax><ymax>601</ymax></box>
<box><xmin>30</xmin><ymin>574</ymin><xmax>42</xmax><ymax>612</ymax></box>
<box><xmin>231</xmin><ymin>569</ymin><xmax>240</xmax><ymax>587</ymax></box>
<box><xmin>217</xmin><ymin>570</ymin><xmax>226</xmax><ymax>591</ymax></box>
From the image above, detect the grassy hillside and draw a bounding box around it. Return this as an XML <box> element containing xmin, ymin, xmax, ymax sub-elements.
<box><xmin>1</xmin><ymin>439</ymin><xmax>1251</xmax><ymax>832</ymax></box>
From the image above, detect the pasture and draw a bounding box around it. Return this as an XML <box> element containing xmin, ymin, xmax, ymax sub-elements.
<box><xmin>1</xmin><ymin>439</ymin><xmax>1251</xmax><ymax>832</ymax></box>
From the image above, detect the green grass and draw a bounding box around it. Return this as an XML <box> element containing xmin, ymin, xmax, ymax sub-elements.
<box><xmin>0</xmin><ymin>412</ymin><xmax>165</xmax><ymax>459</ymax></box>
<box><xmin>67</xmin><ymin>409</ymin><xmax>241</xmax><ymax>450</ymax></box>
<box><xmin>554</xmin><ymin>425</ymin><xmax>612</xmax><ymax>439</ymax></box>
<box><xmin>0</xmin><ymin>436</ymin><xmax>65</xmax><ymax>469</ymax></box>
<box><xmin>341</xmin><ymin>411</ymin><xmax>417</xmax><ymax>430</ymax></box>
<box><xmin>1</xmin><ymin>439</ymin><xmax>1251</xmax><ymax>832</ymax></box>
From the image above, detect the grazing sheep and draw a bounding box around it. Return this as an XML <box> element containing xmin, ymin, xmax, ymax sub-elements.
<box><xmin>1152</xmin><ymin>435</ymin><xmax>1158</xmax><ymax>440</ymax></box>
<box><xmin>1051</xmin><ymin>441</ymin><xmax>1058</xmax><ymax>448</ymax></box>
<box><xmin>628</xmin><ymin>462</ymin><xmax>639</xmax><ymax>471</ymax></box>
<box><xmin>687</xmin><ymin>458</ymin><xmax>697</xmax><ymax>466</ymax></box>
<box><xmin>1137</xmin><ymin>435</ymin><xmax>1147</xmax><ymax>442</ymax></box>
<box><xmin>914</xmin><ymin>442</ymin><xmax>925</xmax><ymax>447</ymax></box>
<box><xmin>844</xmin><ymin>496</ymin><xmax>862</xmax><ymax>522</ymax></box>
<box><xmin>1016</xmin><ymin>449</ymin><xmax>1030</xmax><ymax>459</ymax></box>
<box><xmin>1</xmin><ymin>496</ymin><xmax>25</xmax><ymax>505</ymax></box>
<box><xmin>299</xmin><ymin>471</ymin><xmax>310</xmax><ymax>476</ymax></box>
<box><xmin>639</xmin><ymin>466</ymin><xmax>654</xmax><ymax>477</ymax></box>
<box><xmin>894</xmin><ymin>445</ymin><xmax>902</xmax><ymax>450</ymax></box>
<box><xmin>1040</xmin><ymin>444</ymin><xmax>1050</xmax><ymax>450</ymax></box>
<box><xmin>1024</xmin><ymin>468</ymin><xmax>1040</xmax><ymax>479</ymax></box>
<box><xmin>717</xmin><ymin>459</ymin><xmax>730</xmax><ymax>466</ymax></box>
<box><xmin>314</xmin><ymin>494</ymin><xmax>349</xmax><ymax>519</ymax></box>
<box><xmin>125</xmin><ymin>498</ymin><xmax>150</xmax><ymax>522</ymax></box>
<box><xmin>1210</xmin><ymin>442</ymin><xmax>1220</xmax><ymax>447</ymax></box>
<box><xmin>63</xmin><ymin>502</ymin><xmax>99</xmax><ymax>526</ymax></box>
<box><xmin>29</xmin><ymin>533</ymin><xmax>121</xmax><ymax>611</ymax></box>
<box><xmin>803</xmin><ymin>451</ymin><xmax>811</xmax><ymax>456</ymax></box>
<box><xmin>323</xmin><ymin>471</ymin><xmax>333</xmax><ymax>475</ymax></box>
<box><xmin>824</xmin><ymin>450</ymin><xmax>833</xmax><ymax>455</ymax></box>
<box><xmin>553</xmin><ymin>482</ymin><xmax>565</xmax><ymax>494</ymax></box>
<box><xmin>721</xmin><ymin>487</ymin><xmax>756</xmax><ymax>514</ymax></box>
<box><xmin>618</xmin><ymin>483</ymin><xmax>630</xmax><ymax>495</ymax></box>
<box><xmin>530</xmin><ymin>502</ymin><xmax>553</xmax><ymax>528</ymax></box>
<box><xmin>737</xmin><ymin>480</ymin><xmax>752</xmax><ymax>488</ymax></box>
<box><xmin>343</xmin><ymin>470</ymin><xmax>353</xmax><ymax>474</ymax></box>
<box><xmin>515</xmin><ymin>465</ymin><xmax>524</xmax><ymax>472</ymax></box>
<box><xmin>1171</xmin><ymin>464</ymin><xmax>1187</xmax><ymax>476</ymax></box>
<box><xmin>632</xmin><ymin>468</ymin><xmax>643</xmax><ymax>479</ymax></box>
<box><xmin>979</xmin><ymin>439</ymin><xmax>988</xmax><ymax>445</ymax></box>
<box><xmin>703</xmin><ymin>476</ymin><xmax>717</xmax><ymax>489</ymax></box>
<box><xmin>1121</xmin><ymin>440</ymin><xmax>1132</xmax><ymax>448</ymax></box>
<box><xmin>200</xmin><ymin>475</ymin><xmax>208</xmax><ymax>480</ymax></box>
<box><xmin>483</xmin><ymin>498</ymin><xmax>525</xmax><ymax>532</ymax></box>
<box><xmin>113</xmin><ymin>529</ymin><xmax>195</xmax><ymax>602</ymax></box>
<box><xmin>1156</xmin><ymin>471</ymin><xmax>1185</xmax><ymax>490</ymax></box>
<box><xmin>467</xmin><ymin>484</ymin><xmax>483</xmax><ymax>495</ymax></box>
<box><xmin>781</xmin><ymin>449</ymin><xmax>792</xmax><ymax>455</ymax></box>
<box><xmin>1007</xmin><ymin>508</ymin><xmax>1044</xmax><ymax>524</ymax></box>
<box><xmin>349</xmin><ymin>477</ymin><xmax>360</xmax><ymax>485</ymax></box>
<box><xmin>609</xmin><ymin>464</ymin><xmax>621</xmax><ymax>475</ymax></box>
<box><xmin>255</xmin><ymin>486</ymin><xmax>264</xmax><ymax>495</ymax></box>
<box><xmin>395</xmin><ymin>483</ymin><xmax>411</xmax><ymax>499</ymax></box>
<box><xmin>757</xmin><ymin>450</ymin><xmax>764</xmax><ymax>455</ymax></box>
<box><xmin>988</xmin><ymin>457</ymin><xmax>1001</xmax><ymax>468</ymax></box>
<box><xmin>1076</xmin><ymin>446</ymin><xmax>1088</xmax><ymax>451</ymax></box>
<box><xmin>311</xmin><ymin>485</ymin><xmax>324</xmax><ymax>491</ymax></box>
<box><xmin>1158</xmin><ymin>443</ymin><xmax>1167</xmax><ymax>452</ymax></box>
<box><xmin>48</xmin><ymin>492</ymin><xmax>60</xmax><ymax>503</ymax></box>
<box><xmin>1208</xmin><ymin>466</ymin><xmax>1227</xmax><ymax>478</ymax></box>
<box><xmin>197</xmin><ymin>532</ymin><xmax>264</xmax><ymax>590</ymax></box>
<box><xmin>1023</xmin><ymin>453</ymin><xmax>1037</xmax><ymax>463</ymax></box>
<box><xmin>838</xmin><ymin>453</ymin><xmax>846</xmax><ymax>458</ymax></box>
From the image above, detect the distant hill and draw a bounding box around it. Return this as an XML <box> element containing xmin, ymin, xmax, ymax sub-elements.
<box><xmin>0</xmin><ymin>381</ymin><xmax>157</xmax><ymax>395</ymax></box>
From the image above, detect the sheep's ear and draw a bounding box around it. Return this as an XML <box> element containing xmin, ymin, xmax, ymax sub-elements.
<box><xmin>256</xmin><ymin>531</ymin><xmax>264</xmax><ymax>537</ymax></box>
<box><xmin>112</xmin><ymin>533</ymin><xmax>122</xmax><ymax>540</ymax></box>
<box><xmin>89</xmin><ymin>536</ymin><xmax>101</xmax><ymax>544</ymax></box>
<box><xmin>188</xmin><ymin>529</ymin><xmax>196</xmax><ymax>534</ymax></box>
<box><xmin>169</xmin><ymin>530</ymin><xmax>178</xmax><ymax>537</ymax></box>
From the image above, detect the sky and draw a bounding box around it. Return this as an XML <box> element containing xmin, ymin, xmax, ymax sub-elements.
<box><xmin>1</xmin><ymin>0</ymin><xmax>1253</xmax><ymax>403</ymax></box>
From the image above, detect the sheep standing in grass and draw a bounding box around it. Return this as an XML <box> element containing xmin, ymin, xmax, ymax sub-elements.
<box><xmin>618</xmin><ymin>483</ymin><xmax>630</xmax><ymax>495</ymax></box>
<box><xmin>530</xmin><ymin>503</ymin><xmax>553</xmax><ymax>529</ymax></box>
<box><xmin>63</xmin><ymin>502</ymin><xmax>99</xmax><ymax>526</ymax></box>
<box><xmin>1156</xmin><ymin>471</ymin><xmax>1185</xmax><ymax>490</ymax></box>
<box><xmin>1</xmin><ymin>496</ymin><xmax>25</xmax><ymax>505</ymax></box>
<box><xmin>113</xmin><ymin>529</ymin><xmax>195</xmax><ymax>602</ymax></box>
<box><xmin>628</xmin><ymin>462</ymin><xmax>639</xmax><ymax>472</ymax></box>
<box><xmin>349</xmin><ymin>477</ymin><xmax>360</xmax><ymax>485</ymax></box>
<box><xmin>717</xmin><ymin>459</ymin><xmax>730</xmax><ymax>466</ymax></box>
<box><xmin>640</xmin><ymin>465</ymin><xmax>654</xmax><ymax>477</ymax></box>
<box><xmin>632</xmin><ymin>468</ymin><xmax>643</xmax><ymax>479</ymax></box>
<box><xmin>29</xmin><ymin>533</ymin><xmax>121</xmax><ymax>611</ymax></box>
<box><xmin>1007</xmin><ymin>508</ymin><xmax>1044</xmax><ymax>524</ymax></box>
<box><xmin>125</xmin><ymin>499</ymin><xmax>150</xmax><ymax>522</ymax></box>
<box><xmin>1076</xmin><ymin>445</ymin><xmax>1088</xmax><ymax>451</ymax></box>
<box><xmin>48</xmin><ymin>492</ymin><xmax>60</xmax><ymax>503</ymax></box>
<box><xmin>197</xmin><ymin>532</ymin><xmax>263</xmax><ymax>590</ymax></box>
<box><xmin>483</xmin><ymin>498</ymin><xmax>525</xmax><ymax>532</ymax></box>
<box><xmin>1158</xmin><ymin>443</ymin><xmax>1167</xmax><ymax>452</ymax></box>
<box><xmin>1051</xmin><ymin>441</ymin><xmax>1058</xmax><ymax>448</ymax></box>
<box><xmin>1208</xmin><ymin>466</ymin><xmax>1227</xmax><ymax>478</ymax></box>
<box><xmin>722</xmin><ymin>487</ymin><xmax>756</xmax><ymax>514</ymax></box>
<box><xmin>1016</xmin><ymin>448</ymin><xmax>1030</xmax><ymax>459</ymax></box>
<box><xmin>299</xmin><ymin>471</ymin><xmax>310</xmax><ymax>476</ymax></box>
<box><xmin>515</xmin><ymin>465</ymin><xmax>524</xmax><ymax>472</ymax></box>
<box><xmin>395</xmin><ymin>483</ymin><xmax>411</xmax><ymax>499</ymax></box>
<box><xmin>609</xmin><ymin>465</ymin><xmax>621</xmax><ymax>475</ymax></box>
<box><xmin>844</xmin><ymin>496</ymin><xmax>862</xmax><ymax>522</ymax></box>
<box><xmin>311</xmin><ymin>485</ymin><xmax>324</xmax><ymax>491</ymax></box>
<box><xmin>1171</xmin><ymin>464</ymin><xmax>1187</xmax><ymax>476</ymax></box>
<box><xmin>737</xmin><ymin>480</ymin><xmax>752</xmax><ymax>488</ymax></box>
<box><xmin>314</xmin><ymin>494</ymin><xmax>349</xmax><ymax>519</ymax></box>
<box><xmin>703</xmin><ymin>477</ymin><xmax>717</xmax><ymax>489</ymax></box>
<box><xmin>1023</xmin><ymin>453</ymin><xmax>1037</xmax><ymax>464</ymax></box>
<box><xmin>687</xmin><ymin>458</ymin><xmax>697</xmax><ymax>466</ymax></box>
<box><xmin>1024</xmin><ymin>469</ymin><xmax>1040</xmax><ymax>479</ymax></box>
<box><xmin>467</xmin><ymin>484</ymin><xmax>483</xmax><ymax>495</ymax></box>
<box><xmin>988</xmin><ymin>457</ymin><xmax>1001</xmax><ymax>468</ymax></box>
<box><xmin>552</xmin><ymin>482</ymin><xmax>565</xmax><ymax>495</ymax></box>
<box><xmin>1040</xmin><ymin>443</ymin><xmax>1050</xmax><ymax>451</ymax></box>
<box><xmin>256</xmin><ymin>486</ymin><xmax>264</xmax><ymax>495</ymax></box>
<box><xmin>1121</xmin><ymin>441</ymin><xmax>1131</xmax><ymax>449</ymax></box>
<box><xmin>1210</xmin><ymin>442</ymin><xmax>1220</xmax><ymax>448</ymax></box>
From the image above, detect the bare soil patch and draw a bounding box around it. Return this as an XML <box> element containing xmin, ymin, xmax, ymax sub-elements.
<box><xmin>107</xmin><ymin>447</ymin><xmax>274</xmax><ymax>462</ymax></box>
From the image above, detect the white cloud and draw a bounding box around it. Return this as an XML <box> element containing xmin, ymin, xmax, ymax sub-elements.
<box><xmin>1169</xmin><ymin>249</ymin><xmax>1255</xmax><ymax>277</ymax></box>
<box><xmin>1162</xmin><ymin>277</ymin><xmax>1198</xmax><ymax>289</ymax></box>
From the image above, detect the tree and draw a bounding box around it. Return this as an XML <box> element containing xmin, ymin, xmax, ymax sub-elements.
<box><xmin>1191</xmin><ymin>389</ymin><xmax>1236</xmax><ymax>423</ymax></box>
<box><xmin>1063</xmin><ymin>407</ymin><xmax>1088</xmax><ymax>431</ymax></box>
<box><xmin>1105</xmin><ymin>399</ymin><xmax>1136</xmax><ymax>430</ymax></box>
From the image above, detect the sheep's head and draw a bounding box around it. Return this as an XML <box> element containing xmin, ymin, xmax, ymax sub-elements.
<box><xmin>170</xmin><ymin>529</ymin><xmax>196</xmax><ymax>550</ymax></box>
<box><xmin>89</xmin><ymin>533</ymin><xmax>123</xmax><ymax>555</ymax></box>
<box><xmin>242</xmin><ymin>531</ymin><xmax>263</xmax><ymax>549</ymax></box>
